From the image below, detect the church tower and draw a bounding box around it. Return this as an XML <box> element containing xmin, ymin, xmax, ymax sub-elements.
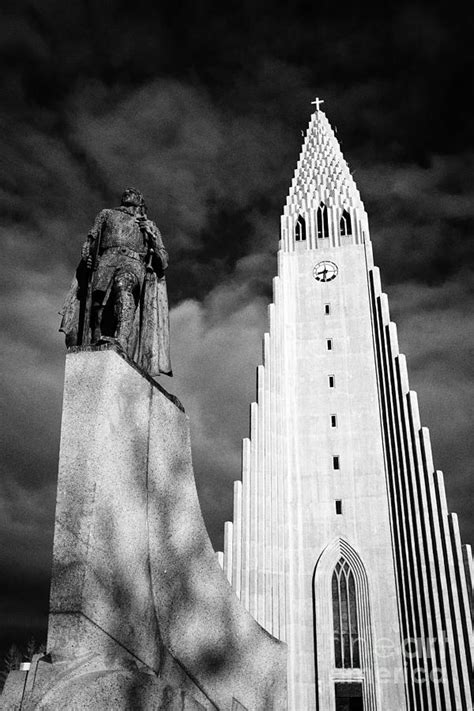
<box><xmin>219</xmin><ymin>104</ymin><xmax>473</xmax><ymax>710</ymax></box>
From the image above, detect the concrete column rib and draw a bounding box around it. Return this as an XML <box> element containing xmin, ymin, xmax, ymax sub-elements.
<box><xmin>256</xmin><ymin>365</ymin><xmax>265</xmax><ymax>626</ymax></box>
<box><xmin>419</xmin><ymin>427</ymin><xmax>463</xmax><ymax>708</ymax></box>
<box><xmin>232</xmin><ymin>481</ymin><xmax>242</xmax><ymax>599</ymax></box>
<box><xmin>376</xmin><ymin>314</ymin><xmax>418</xmax><ymax>707</ymax></box>
<box><xmin>249</xmin><ymin>402</ymin><xmax>258</xmax><ymax>619</ymax></box>
<box><xmin>434</xmin><ymin>471</ymin><xmax>473</xmax><ymax>708</ymax></box>
<box><xmin>461</xmin><ymin>544</ymin><xmax>473</xmax><ymax>627</ymax></box>
<box><xmin>224</xmin><ymin>521</ymin><xmax>233</xmax><ymax>584</ymax></box>
<box><xmin>447</xmin><ymin>513</ymin><xmax>474</xmax><ymax>707</ymax></box>
<box><xmin>241</xmin><ymin>437</ymin><xmax>251</xmax><ymax>609</ymax></box>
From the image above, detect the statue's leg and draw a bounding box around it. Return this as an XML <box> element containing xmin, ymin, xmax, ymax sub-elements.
<box><xmin>113</xmin><ymin>272</ymin><xmax>138</xmax><ymax>350</ymax></box>
<box><xmin>91</xmin><ymin>291</ymin><xmax>106</xmax><ymax>344</ymax></box>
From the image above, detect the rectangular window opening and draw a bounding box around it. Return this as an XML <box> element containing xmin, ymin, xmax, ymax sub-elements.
<box><xmin>335</xmin><ymin>500</ymin><xmax>342</xmax><ymax>515</ymax></box>
<box><xmin>324</xmin><ymin>303</ymin><xmax>330</xmax><ymax>315</ymax></box>
<box><xmin>328</xmin><ymin>375</ymin><xmax>335</xmax><ymax>388</ymax></box>
<box><xmin>327</xmin><ymin>339</ymin><xmax>332</xmax><ymax>351</ymax></box>
<box><xmin>335</xmin><ymin>682</ymin><xmax>362</xmax><ymax>701</ymax></box>
<box><xmin>333</xmin><ymin>455</ymin><xmax>340</xmax><ymax>470</ymax></box>
<box><xmin>331</xmin><ymin>414</ymin><xmax>337</xmax><ymax>428</ymax></box>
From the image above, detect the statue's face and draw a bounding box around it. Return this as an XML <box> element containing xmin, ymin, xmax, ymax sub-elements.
<box><xmin>121</xmin><ymin>188</ymin><xmax>143</xmax><ymax>207</ymax></box>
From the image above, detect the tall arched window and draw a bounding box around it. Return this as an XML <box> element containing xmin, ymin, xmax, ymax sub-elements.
<box><xmin>295</xmin><ymin>215</ymin><xmax>306</xmax><ymax>241</ymax></box>
<box><xmin>332</xmin><ymin>558</ymin><xmax>360</xmax><ymax>668</ymax></box>
<box><xmin>314</xmin><ymin>539</ymin><xmax>376</xmax><ymax>709</ymax></box>
<box><xmin>317</xmin><ymin>202</ymin><xmax>329</xmax><ymax>238</ymax></box>
<box><xmin>340</xmin><ymin>209</ymin><xmax>352</xmax><ymax>236</ymax></box>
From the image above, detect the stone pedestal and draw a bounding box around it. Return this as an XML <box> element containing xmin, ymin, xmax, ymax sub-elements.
<box><xmin>2</xmin><ymin>347</ymin><xmax>286</xmax><ymax>710</ymax></box>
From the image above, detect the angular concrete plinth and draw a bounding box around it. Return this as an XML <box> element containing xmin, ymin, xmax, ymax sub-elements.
<box><xmin>4</xmin><ymin>347</ymin><xmax>286</xmax><ymax>710</ymax></box>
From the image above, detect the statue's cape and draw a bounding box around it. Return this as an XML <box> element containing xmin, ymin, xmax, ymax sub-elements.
<box><xmin>59</xmin><ymin>262</ymin><xmax>91</xmax><ymax>347</ymax></box>
<box><xmin>129</xmin><ymin>271</ymin><xmax>172</xmax><ymax>377</ymax></box>
<box><xmin>59</xmin><ymin>262</ymin><xmax>172</xmax><ymax>378</ymax></box>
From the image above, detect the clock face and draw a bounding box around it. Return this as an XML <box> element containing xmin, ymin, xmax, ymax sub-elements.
<box><xmin>313</xmin><ymin>261</ymin><xmax>338</xmax><ymax>282</ymax></box>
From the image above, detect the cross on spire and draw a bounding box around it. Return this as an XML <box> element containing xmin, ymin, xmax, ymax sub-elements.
<box><xmin>311</xmin><ymin>97</ymin><xmax>324</xmax><ymax>112</ymax></box>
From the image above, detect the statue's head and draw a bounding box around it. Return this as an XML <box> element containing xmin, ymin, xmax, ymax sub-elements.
<box><xmin>121</xmin><ymin>187</ymin><xmax>145</xmax><ymax>208</ymax></box>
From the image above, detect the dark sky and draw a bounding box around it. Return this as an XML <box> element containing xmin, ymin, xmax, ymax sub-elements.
<box><xmin>1</xmin><ymin>0</ymin><xmax>473</xmax><ymax>660</ymax></box>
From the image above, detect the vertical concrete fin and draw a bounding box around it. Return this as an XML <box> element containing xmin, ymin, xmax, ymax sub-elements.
<box><xmin>434</xmin><ymin>470</ymin><xmax>448</xmax><ymax>516</ymax></box>
<box><xmin>240</xmin><ymin>438</ymin><xmax>251</xmax><ymax>609</ymax></box>
<box><xmin>461</xmin><ymin>544</ymin><xmax>473</xmax><ymax>626</ymax></box>
<box><xmin>371</xmin><ymin>266</ymin><xmax>382</xmax><ymax>296</ymax></box>
<box><xmin>272</xmin><ymin>275</ymin><xmax>280</xmax><ymax>307</ymax></box>
<box><xmin>224</xmin><ymin>522</ymin><xmax>233</xmax><ymax>584</ymax></box>
<box><xmin>249</xmin><ymin>402</ymin><xmax>259</xmax><ymax>618</ymax></box>
<box><xmin>448</xmin><ymin>513</ymin><xmax>474</xmax><ymax>706</ymax></box>
<box><xmin>257</xmin><ymin>365</ymin><xmax>265</xmax><ymax>404</ymax></box>
<box><xmin>435</xmin><ymin>489</ymin><xmax>474</xmax><ymax>708</ymax></box>
<box><xmin>397</xmin><ymin>354</ymin><xmax>410</xmax><ymax>395</ymax></box>
<box><xmin>263</xmin><ymin>333</ymin><xmax>270</xmax><ymax>366</ymax></box>
<box><xmin>268</xmin><ymin>302</ymin><xmax>276</xmax><ymax>333</ymax></box>
<box><xmin>419</xmin><ymin>428</ymin><xmax>464</xmax><ymax>708</ymax></box>
<box><xmin>380</xmin><ymin>292</ymin><xmax>390</xmax><ymax>325</ymax></box>
<box><xmin>387</xmin><ymin>322</ymin><xmax>399</xmax><ymax>357</ymax></box>
<box><xmin>407</xmin><ymin>391</ymin><xmax>421</xmax><ymax>432</ymax></box>
<box><xmin>256</xmin><ymin>364</ymin><xmax>266</xmax><ymax>625</ymax></box>
<box><xmin>250</xmin><ymin>402</ymin><xmax>258</xmax><ymax>441</ymax></box>
<box><xmin>232</xmin><ymin>481</ymin><xmax>243</xmax><ymax>599</ymax></box>
<box><xmin>420</xmin><ymin>427</ymin><xmax>434</xmax><ymax>477</ymax></box>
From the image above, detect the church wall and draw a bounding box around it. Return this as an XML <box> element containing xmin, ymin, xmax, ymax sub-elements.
<box><xmin>220</xmin><ymin>107</ymin><xmax>473</xmax><ymax>711</ymax></box>
<box><xmin>287</xmin><ymin>242</ymin><xmax>407</xmax><ymax>710</ymax></box>
<box><xmin>222</xmin><ymin>242</ymin><xmax>408</xmax><ymax>709</ymax></box>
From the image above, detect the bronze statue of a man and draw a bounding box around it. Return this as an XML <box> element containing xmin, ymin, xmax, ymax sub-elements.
<box><xmin>60</xmin><ymin>188</ymin><xmax>172</xmax><ymax>377</ymax></box>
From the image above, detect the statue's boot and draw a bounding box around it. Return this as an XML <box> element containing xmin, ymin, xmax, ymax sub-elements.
<box><xmin>114</xmin><ymin>290</ymin><xmax>135</xmax><ymax>351</ymax></box>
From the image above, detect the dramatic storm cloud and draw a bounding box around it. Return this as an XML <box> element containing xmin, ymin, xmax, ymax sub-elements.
<box><xmin>0</xmin><ymin>0</ymin><xmax>472</xmax><ymax>658</ymax></box>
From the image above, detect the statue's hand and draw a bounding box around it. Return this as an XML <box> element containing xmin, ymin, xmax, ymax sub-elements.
<box><xmin>80</xmin><ymin>241</ymin><xmax>94</xmax><ymax>269</ymax></box>
<box><xmin>136</xmin><ymin>216</ymin><xmax>154</xmax><ymax>233</ymax></box>
<box><xmin>81</xmin><ymin>243</ymin><xmax>89</xmax><ymax>260</ymax></box>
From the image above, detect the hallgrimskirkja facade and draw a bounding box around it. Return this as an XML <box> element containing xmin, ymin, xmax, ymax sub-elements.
<box><xmin>219</xmin><ymin>105</ymin><xmax>473</xmax><ymax>710</ymax></box>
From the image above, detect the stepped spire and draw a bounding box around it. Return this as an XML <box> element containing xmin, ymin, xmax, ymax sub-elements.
<box><xmin>281</xmin><ymin>105</ymin><xmax>369</xmax><ymax>250</ymax></box>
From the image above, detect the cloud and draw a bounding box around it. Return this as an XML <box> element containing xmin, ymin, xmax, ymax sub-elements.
<box><xmin>169</xmin><ymin>280</ymin><xmax>269</xmax><ymax>545</ymax></box>
<box><xmin>67</xmin><ymin>74</ymin><xmax>299</xmax><ymax>247</ymax></box>
<box><xmin>0</xmin><ymin>0</ymin><xmax>472</xmax><ymax>658</ymax></box>
<box><xmin>1</xmin><ymin>76</ymin><xmax>472</xmax><ymax>576</ymax></box>
<box><xmin>355</xmin><ymin>154</ymin><xmax>474</xmax><ymax>285</ymax></box>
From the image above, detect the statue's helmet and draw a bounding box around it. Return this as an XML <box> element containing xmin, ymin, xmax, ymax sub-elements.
<box><xmin>121</xmin><ymin>187</ymin><xmax>145</xmax><ymax>207</ymax></box>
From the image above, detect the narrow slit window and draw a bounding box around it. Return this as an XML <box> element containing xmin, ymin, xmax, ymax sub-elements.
<box><xmin>331</xmin><ymin>414</ymin><xmax>337</xmax><ymax>427</ymax></box>
<box><xmin>327</xmin><ymin>339</ymin><xmax>332</xmax><ymax>351</ymax></box>
<box><xmin>340</xmin><ymin>209</ymin><xmax>352</xmax><ymax>236</ymax></box>
<box><xmin>328</xmin><ymin>375</ymin><xmax>335</xmax><ymax>388</ymax></box>
<box><xmin>335</xmin><ymin>500</ymin><xmax>342</xmax><ymax>515</ymax></box>
<box><xmin>324</xmin><ymin>303</ymin><xmax>330</xmax><ymax>315</ymax></box>
<box><xmin>295</xmin><ymin>215</ymin><xmax>306</xmax><ymax>241</ymax></box>
<box><xmin>333</xmin><ymin>455</ymin><xmax>340</xmax><ymax>470</ymax></box>
<box><xmin>317</xmin><ymin>202</ymin><xmax>329</xmax><ymax>238</ymax></box>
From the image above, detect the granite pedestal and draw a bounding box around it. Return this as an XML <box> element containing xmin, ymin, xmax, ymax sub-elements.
<box><xmin>1</xmin><ymin>347</ymin><xmax>286</xmax><ymax>710</ymax></box>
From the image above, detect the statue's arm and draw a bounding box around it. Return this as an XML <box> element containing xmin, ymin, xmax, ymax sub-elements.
<box><xmin>81</xmin><ymin>210</ymin><xmax>107</xmax><ymax>264</ymax></box>
<box><xmin>143</xmin><ymin>220</ymin><xmax>169</xmax><ymax>270</ymax></box>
